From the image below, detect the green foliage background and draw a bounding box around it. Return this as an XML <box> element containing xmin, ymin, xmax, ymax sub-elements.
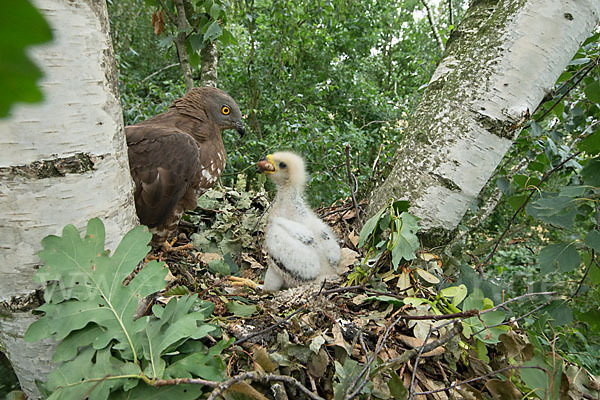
<box><xmin>108</xmin><ymin>0</ymin><xmax>454</xmax><ymax>205</ymax></box>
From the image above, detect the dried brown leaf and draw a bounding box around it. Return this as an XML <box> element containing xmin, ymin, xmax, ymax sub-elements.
<box><xmin>339</xmin><ymin>248</ymin><xmax>360</xmax><ymax>270</ymax></box>
<box><xmin>332</xmin><ymin>322</ymin><xmax>351</xmax><ymax>354</ymax></box>
<box><xmin>308</xmin><ymin>348</ymin><xmax>329</xmax><ymax>377</ymax></box>
<box><xmin>151</xmin><ymin>10</ymin><xmax>165</xmax><ymax>35</ymax></box>
<box><xmin>242</xmin><ymin>253</ymin><xmax>265</xmax><ymax>269</ymax></box>
<box><xmin>397</xmin><ymin>334</ymin><xmax>444</xmax><ymax>357</ymax></box>
<box><xmin>348</xmin><ymin>230</ymin><xmax>359</xmax><ymax>247</ymax></box>
<box><xmin>197</xmin><ymin>252</ymin><xmax>223</xmax><ymax>264</ymax></box>
<box><xmin>485</xmin><ymin>379</ymin><xmax>522</xmax><ymax>400</ymax></box>
<box><xmin>225</xmin><ymin>382</ymin><xmax>269</xmax><ymax>400</ymax></box>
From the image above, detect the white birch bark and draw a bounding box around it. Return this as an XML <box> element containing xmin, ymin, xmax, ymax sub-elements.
<box><xmin>368</xmin><ymin>0</ymin><xmax>600</xmax><ymax>244</ymax></box>
<box><xmin>201</xmin><ymin>40</ymin><xmax>219</xmax><ymax>88</ymax></box>
<box><xmin>0</xmin><ymin>0</ymin><xmax>137</xmax><ymax>397</ymax></box>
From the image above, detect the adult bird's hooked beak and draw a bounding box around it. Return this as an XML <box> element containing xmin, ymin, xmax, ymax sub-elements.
<box><xmin>257</xmin><ymin>154</ymin><xmax>276</xmax><ymax>174</ymax></box>
<box><xmin>235</xmin><ymin>120</ymin><xmax>245</xmax><ymax>137</ymax></box>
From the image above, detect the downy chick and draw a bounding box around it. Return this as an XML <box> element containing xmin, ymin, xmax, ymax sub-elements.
<box><xmin>257</xmin><ymin>152</ymin><xmax>341</xmax><ymax>291</ymax></box>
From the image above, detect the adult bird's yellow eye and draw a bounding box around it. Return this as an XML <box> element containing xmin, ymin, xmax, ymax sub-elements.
<box><xmin>221</xmin><ymin>106</ymin><xmax>231</xmax><ymax>115</ymax></box>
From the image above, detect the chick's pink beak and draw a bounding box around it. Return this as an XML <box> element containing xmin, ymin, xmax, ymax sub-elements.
<box><xmin>257</xmin><ymin>159</ymin><xmax>275</xmax><ymax>173</ymax></box>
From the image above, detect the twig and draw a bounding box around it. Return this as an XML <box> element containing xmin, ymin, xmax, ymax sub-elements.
<box><xmin>234</xmin><ymin>303</ymin><xmax>307</xmax><ymax>346</ymax></box>
<box><xmin>344</xmin><ymin>312</ymin><xmax>408</xmax><ymax>399</ymax></box>
<box><xmin>437</xmin><ymin>360</ymin><xmax>448</xmax><ymax>382</ymax></box>
<box><xmin>359</xmin><ymin>120</ymin><xmax>388</xmax><ymax>130</ymax></box>
<box><xmin>553</xmin><ymin>58</ymin><xmax>598</xmax><ymax>99</ymax></box>
<box><xmin>574</xmin><ymin>249</ymin><xmax>595</xmax><ymax>297</ymax></box>
<box><xmin>412</xmin><ymin>365</ymin><xmax>548</xmax><ymax>396</ymax></box>
<box><xmin>345</xmin><ymin>313</ymin><xmax>459</xmax><ymax>399</ymax></box>
<box><xmin>479</xmin><ymin>152</ymin><xmax>581</xmax><ymax>268</ymax></box>
<box><xmin>536</xmin><ymin>58</ymin><xmax>598</xmax><ymax>122</ymax></box>
<box><xmin>206</xmin><ymin>372</ymin><xmax>324</xmax><ymax>400</ymax></box>
<box><xmin>154</xmin><ymin>377</ymin><xmax>218</xmax><ymax>387</ymax></box>
<box><xmin>371</xmin><ymin>143</ymin><xmax>384</xmax><ymax>178</ymax></box>
<box><xmin>319</xmin><ymin>205</ymin><xmax>354</xmax><ymax>219</ymax></box>
<box><xmin>345</xmin><ymin>144</ymin><xmax>363</xmax><ymax>227</ymax></box>
<box><xmin>385</xmin><ymin>321</ymin><xmax>462</xmax><ymax>370</ymax></box>
<box><xmin>420</xmin><ymin>0</ymin><xmax>444</xmax><ymax>52</ymax></box>
<box><xmin>408</xmin><ymin>325</ymin><xmax>434</xmax><ymax>400</ymax></box>
<box><xmin>323</xmin><ymin>284</ymin><xmax>416</xmax><ymax>301</ymax></box>
<box><xmin>358</xmin><ymin>331</ymin><xmax>369</xmax><ymax>355</ymax></box>
<box><xmin>344</xmin><ymin>291</ymin><xmax>557</xmax><ymax>399</ymax></box>
<box><xmin>400</xmin><ymin>309</ymin><xmax>478</xmax><ymax>321</ymax></box>
<box><xmin>141</xmin><ymin>63</ymin><xmax>180</xmax><ymax>83</ymax></box>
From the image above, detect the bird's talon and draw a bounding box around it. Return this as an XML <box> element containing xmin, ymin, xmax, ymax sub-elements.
<box><xmin>144</xmin><ymin>254</ymin><xmax>160</xmax><ymax>263</ymax></box>
<box><xmin>161</xmin><ymin>240</ymin><xmax>194</xmax><ymax>254</ymax></box>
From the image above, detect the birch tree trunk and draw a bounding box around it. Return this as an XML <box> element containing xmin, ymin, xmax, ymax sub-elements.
<box><xmin>368</xmin><ymin>0</ymin><xmax>600</xmax><ymax>245</ymax></box>
<box><xmin>0</xmin><ymin>1</ymin><xmax>137</xmax><ymax>397</ymax></box>
<box><xmin>200</xmin><ymin>40</ymin><xmax>219</xmax><ymax>88</ymax></box>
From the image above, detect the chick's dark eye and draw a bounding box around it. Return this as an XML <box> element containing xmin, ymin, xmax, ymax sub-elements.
<box><xmin>221</xmin><ymin>105</ymin><xmax>231</xmax><ymax>115</ymax></box>
<box><xmin>279</xmin><ymin>162</ymin><xmax>287</xmax><ymax>168</ymax></box>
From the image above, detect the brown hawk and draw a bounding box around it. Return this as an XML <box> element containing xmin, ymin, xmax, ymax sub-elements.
<box><xmin>125</xmin><ymin>87</ymin><xmax>244</xmax><ymax>250</ymax></box>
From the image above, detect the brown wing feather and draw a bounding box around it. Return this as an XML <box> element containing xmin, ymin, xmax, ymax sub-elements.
<box><xmin>126</xmin><ymin>125</ymin><xmax>200</xmax><ymax>228</ymax></box>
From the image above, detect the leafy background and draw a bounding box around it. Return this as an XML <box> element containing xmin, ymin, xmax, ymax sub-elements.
<box><xmin>109</xmin><ymin>0</ymin><xmax>449</xmax><ymax>205</ymax></box>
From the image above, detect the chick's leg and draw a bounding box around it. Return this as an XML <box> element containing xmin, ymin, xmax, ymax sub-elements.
<box><xmin>262</xmin><ymin>266</ymin><xmax>284</xmax><ymax>292</ymax></box>
<box><xmin>229</xmin><ymin>276</ymin><xmax>260</xmax><ymax>290</ymax></box>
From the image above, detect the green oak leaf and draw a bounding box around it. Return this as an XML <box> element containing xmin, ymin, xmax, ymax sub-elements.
<box><xmin>45</xmin><ymin>347</ymin><xmax>139</xmax><ymax>400</ymax></box>
<box><xmin>164</xmin><ymin>339</ymin><xmax>231</xmax><ymax>381</ymax></box>
<box><xmin>26</xmin><ymin>219</ymin><xmax>167</xmax><ymax>358</ymax></box>
<box><xmin>142</xmin><ymin>295</ymin><xmax>217</xmax><ymax>379</ymax></box>
<box><xmin>226</xmin><ymin>300</ymin><xmax>257</xmax><ymax>317</ymax></box>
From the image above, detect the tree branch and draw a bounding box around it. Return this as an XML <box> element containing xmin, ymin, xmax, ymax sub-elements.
<box><xmin>479</xmin><ymin>151</ymin><xmax>581</xmax><ymax>268</ymax></box>
<box><xmin>413</xmin><ymin>365</ymin><xmax>548</xmax><ymax>396</ymax></box>
<box><xmin>173</xmin><ymin>0</ymin><xmax>194</xmax><ymax>91</ymax></box>
<box><xmin>420</xmin><ymin>0</ymin><xmax>444</xmax><ymax>52</ymax></box>
<box><xmin>140</xmin><ymin>62</ymin><xmax>180</xmax><ymax>83</ymax></box>
<box><xmin>207</xmin><ymin>372</ymin><xmax>324</xmax><ymax>400</ymax></box>
<box><xmin>345</xmin><ymin>144</ymin><xmax>363</xmax><ymax>227</ymax></box>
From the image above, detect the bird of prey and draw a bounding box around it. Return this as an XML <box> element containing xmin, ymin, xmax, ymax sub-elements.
<box><xmin>126</xmin><ymin>87</ymin><xmax>244</xmax><ymax>250</ymax></box>
<box><xmin>255</xmin><ymin>152</ymin><xmax>341</xmax><ymax>291</ymax></box>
